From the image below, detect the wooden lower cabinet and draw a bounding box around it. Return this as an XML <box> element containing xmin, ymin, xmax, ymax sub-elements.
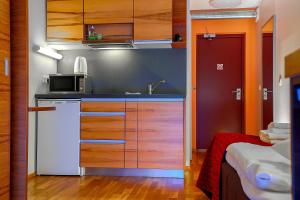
<box><xmin>138</xmin><ymin>102</ymin><xmax>184</xmax><ymax>169</ymax></box>
<box><xmin>79</xmin><ymin>100</ymin><xmax>184</xmax><ymax>171</ymax></box>
<box><xmin>80</xmin><ymin>143</ymin><xmax>124</xmax><ymax>168</ymax></box>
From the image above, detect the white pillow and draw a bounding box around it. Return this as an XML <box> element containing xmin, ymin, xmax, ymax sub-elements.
<box><xmin>272</xmin><ymin>139</ymin><xmax>291</xmax><ymax>160</ymax></box>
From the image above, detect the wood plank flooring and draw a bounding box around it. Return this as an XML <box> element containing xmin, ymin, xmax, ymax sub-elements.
<box><xmin>28</xmin><ymin>152</ymin><xmax>207</xmax><ymax>200</ymax></box>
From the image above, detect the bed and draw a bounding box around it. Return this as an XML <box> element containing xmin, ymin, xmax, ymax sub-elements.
<box><xmin>225</xmin><ymin>142</ymin><xmax>292</xmax><ymax>200</ymax></box>
<box><xmin>221</xmin><ymin>161</ymin><xmax>249</xmax><ymax>200</ymax></box>
<box><xmin>197</xmin><ymin>133</ymin><xmax>292</xmax><ymax>200</ymax></box>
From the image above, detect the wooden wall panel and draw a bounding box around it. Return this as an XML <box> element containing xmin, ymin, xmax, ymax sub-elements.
<box><xmin>84</xmin><ymin>0</ymin><xmax>133</xmax><ymax>24</ymax></box>
<box><xmin>125</xmin><ymin>102</ymin><xmax>137</xmax><ymax>168</ymax></box>
<box><xmin>0</xmin><ymin>0</ymin><xmax>10</xmax><ymax>199</ymax></box>
<box><xmin>0</xmin><ymin>93</ymin><xmax>10</xmax><ymax>199</ymax></box>
<box><xmin>134</xmin><ymin>0</ymin><xmax>172</xmax><ymax>41</ymax></box>
<box><xmin>10</xmin><ymin>0</ymin><xmax>29</xmax><ymax>199</ymax></box>
<box><xmin>47</xmin><ymin>0</ymin><xmax>83</xmax><ymax>42</ymax></box>
<box><xmin>138</xmin><ymin>102</ymin><xmax>184</xmax><ymax>170</ymax></box>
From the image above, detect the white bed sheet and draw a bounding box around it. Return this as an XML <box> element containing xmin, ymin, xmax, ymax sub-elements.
<box><xmin>226</xmin><ymin>151</ymin><xmax>292</xmax><ymax>200</ymax></box>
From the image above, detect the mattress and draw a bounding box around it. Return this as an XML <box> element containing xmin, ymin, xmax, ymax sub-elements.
<box><xmin>226</xmin><ymin>152</ymin><xmax>292</xmax><ymax>200</ymax></box>
<box><xmin>221</xmin><ymin>162</ymin><xmax>249</xmax><ymax>200</ymax></box>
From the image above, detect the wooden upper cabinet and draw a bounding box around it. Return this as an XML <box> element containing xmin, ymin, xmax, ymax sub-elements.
<box><xmin>172</xmin><ymin>0</ymin><xmax>187</xmax><ymax>48</ymax></box>
<box><xmin>134</xmin><ymin>0</ymin><xmax>172</xmax><ymax>41</ymax></box>
<box><xmin>47</xmin><ymin>0</ymin><xmax>83</xmax><ymax>42</ymax></box>
<box><xmin>84</xmin><ymin>0</ymin><xmax>133</xmax><ymax>24</ymax></box>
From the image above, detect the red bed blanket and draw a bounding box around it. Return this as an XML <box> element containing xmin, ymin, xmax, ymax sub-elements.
<box><xmin>196</xmin><ymin>133</ymin><xmax>271</xmax><ymax>200</ymax></box>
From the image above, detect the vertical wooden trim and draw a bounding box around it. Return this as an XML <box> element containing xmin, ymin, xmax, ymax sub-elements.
<box><xmin>10</xmin><ymin>0</ymin><xmax>29</xmax><ymax>199</ymax></box>
<box><xmin>0</xmin><ymin>0</ymin><xmax>11</xmax><ymax>199</ymax></box>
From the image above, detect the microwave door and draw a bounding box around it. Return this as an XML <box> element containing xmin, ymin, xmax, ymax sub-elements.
<box><xmin>49</xmin><ymin>76</ymin><xmax>76</xmax><ymax>92</ymax></box>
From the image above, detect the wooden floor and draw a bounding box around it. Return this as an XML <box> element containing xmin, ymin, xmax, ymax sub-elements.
<box><xmin>28</xmin><ymin>152</ymin><xmax>208</xmax><ymax>200</ymax></box>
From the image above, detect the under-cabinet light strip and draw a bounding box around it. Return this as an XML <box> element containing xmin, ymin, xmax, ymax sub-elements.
<box><xmin>33</xmin><ymin>45</ymin><xmax>63</xmax><ymax>60</ymax></box>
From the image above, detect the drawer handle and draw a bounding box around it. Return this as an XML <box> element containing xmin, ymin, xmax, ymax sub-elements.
<box><xmin>80</xmin><ymin>140</ymin><xmax>125</xmax><ymax>144</ymax></box>
<box><xmin>80</xmin><ymin>112</ymin><xmax>125</xmax><ymax>116</ymax></box>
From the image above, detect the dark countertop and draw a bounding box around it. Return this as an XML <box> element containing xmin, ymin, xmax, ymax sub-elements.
<box><xmin>35</xmin><ymin>93</ymin><xmax>186</xmax><ymax>99</ymax></box>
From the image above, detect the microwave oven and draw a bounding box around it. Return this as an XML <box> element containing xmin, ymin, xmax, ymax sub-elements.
<box><xmin>49</xmin><ymin>74</ymin><xmax>92</xmax><ymax>93</ymax></box>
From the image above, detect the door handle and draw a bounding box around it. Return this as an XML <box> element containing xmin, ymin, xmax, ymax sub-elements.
<box><xmin>263</xmin><ymin>88</ymin><xmax>273</xmax><ymax>100</ymax></box>
<box><xmin>4</xmin><ymin>58</ymin><xmax>9</xmax><ymax>76</ymax></box>
<box><xmin>232</xmin><ymin>88</ymin><xmax>242</xmax><ymax>100</ymax></box>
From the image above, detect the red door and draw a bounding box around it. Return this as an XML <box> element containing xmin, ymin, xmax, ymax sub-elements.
<box><xmin>196</xmin><ymin>34</ymin><xmax>244</xmax><ymax>149</ymax></box>
<box><xmin>262</xmin><ymin>33</ymin><xmax>273</xmax><ymax>129</ymax></box>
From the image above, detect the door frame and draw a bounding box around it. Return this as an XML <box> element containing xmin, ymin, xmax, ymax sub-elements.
<box><xmin>261</xmin><ymin>15</ymin><xmax>276</xmax><ymax>130</ymax></box>
<box><xmin>10</xmin><ymin>0</ymin><xmax>29</xmax><ymax>199</ymax></box>
<box><xmin>195</xmin><ymin>33</ymin><xmax>246</xmax><ymax>149</ymax></box>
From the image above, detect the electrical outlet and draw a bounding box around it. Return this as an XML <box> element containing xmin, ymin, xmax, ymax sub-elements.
<box><xmin>42</xmin><ymin>75</ymin><xmax>49</xmax><ymax>84</ymax></box>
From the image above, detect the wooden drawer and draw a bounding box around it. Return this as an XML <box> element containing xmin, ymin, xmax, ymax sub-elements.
<box><xmin>80</xmin><ymin>143</ymin><xmax>124</xmax><ymax>168</ymax></box>
<box><xmin>81</xmin><ymin>102</ymin><xmax>125</xmax><ymax>112</ymax></box>
<box><xmin>81</xmin><ymin>116</ymin><xmax>125</xmax><ymax>140</ymax></box>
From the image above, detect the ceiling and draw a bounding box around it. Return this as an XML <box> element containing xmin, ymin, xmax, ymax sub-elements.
<box><xmin>190</xmin><ymin>0</ymin><xmax>262</xmax><ymax>11</ymax></box>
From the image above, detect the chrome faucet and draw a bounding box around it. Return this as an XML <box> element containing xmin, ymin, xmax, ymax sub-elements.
<box><xmin>148</xmin><ymin>80</ymin><xmax>166</xmax><ymax>95</ymax></box>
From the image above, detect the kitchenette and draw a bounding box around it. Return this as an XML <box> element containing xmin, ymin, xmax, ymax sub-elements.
<box><xmin>35</xmin><ymin>94</ymin><xmax>185</xmax><ymax>178</ymax></box>
<box><xmin>29</xmin><ymin>0</ymin><xmax>187</xmax><ymax>179</ymax></box>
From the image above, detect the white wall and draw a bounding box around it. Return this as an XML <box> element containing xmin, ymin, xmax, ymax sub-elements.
<box><xmin>190</xmin><ymin>0</ymin><xmax>261</xmax><ymax>10</ymax></box>
<box><xmin>257</xmin><ymin>0</ymin><xmax>300</xmax><ymax>124</ymax></box>
<box><xmin>28</xmin><ymin>0</ymin><xmax>57</xmax><ymax>174</ymax></box>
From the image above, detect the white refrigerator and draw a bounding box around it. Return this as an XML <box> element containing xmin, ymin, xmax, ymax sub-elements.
<box><xmin>37</xmin><ymin>100</ymin><xmax>80</xmax><ymax>175</ymax></box>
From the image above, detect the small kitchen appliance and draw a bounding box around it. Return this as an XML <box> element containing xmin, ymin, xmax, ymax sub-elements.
<box><xmin>74</xmin><ymin>56</ymin><xmax>88</xmax><ymax>74</ymax></box>
<box><xmin>49</xmin><ymin>74</ymin><xmax>92</xmax><ymax>93</ymax></box>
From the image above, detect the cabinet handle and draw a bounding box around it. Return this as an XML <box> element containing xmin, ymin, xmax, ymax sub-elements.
<box><xmin>80</xmin><ymin>112</ymin><xmax>125</xmax><ymax>116</ymax></box>
<box><xmin>80</xmin><ymin>140</ymin><xmax>125</xmax><ymax>144</ymax></box>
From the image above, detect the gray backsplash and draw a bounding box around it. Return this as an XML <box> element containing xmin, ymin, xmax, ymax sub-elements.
<box><xmin>57</xmin><ymin>49</ymin><xmax>187</xmax><ymax>95</ymax></box>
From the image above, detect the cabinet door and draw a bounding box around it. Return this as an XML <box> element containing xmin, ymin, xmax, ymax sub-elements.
<box><xmin>47</xmin><ymin>0</ymin><xmax>83</xmax><ymax>42</ymax></box>
<box><xmin>138</xmin><ymin>102</ymin><xmax>183</xmax><ymax>169</ymax></box>
<box><xmin>0</xmin><ymin>0</ymin><xmax>10</xmax><ymax>199</ymax></box>
<box><xmin>84</xmin><ymin>0</ymin><xmax>133</xmax><ymax>24</ymax></box>
<box><xmin>134</xmin><ymin>0</ymin><xmax>172</xmax><ymax>41</ymax></box>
